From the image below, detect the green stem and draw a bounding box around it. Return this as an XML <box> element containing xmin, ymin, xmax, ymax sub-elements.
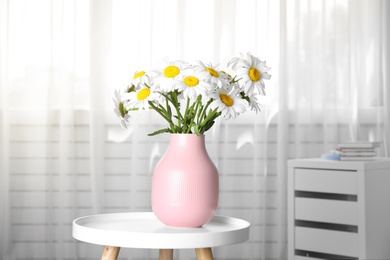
<box><xmin>149</xmin><ymin>101</ymin><xmax>176</xmax><ymax>132</ymax></box>
<box><xmin>171</xmin><ymin>91</ymin><xmax>183</xmax><ymax>126</ymax></box>
<box><xmin>162</xmin><ymin>92</ymin><xmax>183</xmax><ymax>129</ymax></box>
<box><xmin>187</xmin><ymin>99</ymin><xmax>201</xmax><ymax>133</ymax></box>
<box><xmin>198</xmin><ymin>100</ymin><xmax>212</xmax><ymax>125</ymax></box>
<box><xmin>199</xmin><ymin>108</ymin><xmax>218</xmax><ymax>129</ymax></box>
<box><xmin>183</xmin><ymin>98</ymin><xmax>190</xmax><ymax>132</ymax></box>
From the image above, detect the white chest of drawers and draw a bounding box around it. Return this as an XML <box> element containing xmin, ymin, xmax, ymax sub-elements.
<box><xmin>288</xmin><ymin>158</ymin><xmax>390</xmax><ymax>260</ymax></box>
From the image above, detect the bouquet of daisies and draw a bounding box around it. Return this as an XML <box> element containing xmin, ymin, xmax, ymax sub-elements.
<box><xmin>113</xmin><ymin>52</ymin><xmax>271</xmax><ymax>136</ymax></box>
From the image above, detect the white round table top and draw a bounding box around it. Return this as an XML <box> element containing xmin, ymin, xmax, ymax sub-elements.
<box><xmin>72</xmin><ymin>212</ymin><xmax>250</xmax><ymax>249</ymax></box>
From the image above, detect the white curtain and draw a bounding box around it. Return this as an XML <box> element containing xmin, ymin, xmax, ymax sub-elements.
<box><xmin>0</xmin><ymin>0</ymin><xmax>389</xmax><ymax>259</ymax></box>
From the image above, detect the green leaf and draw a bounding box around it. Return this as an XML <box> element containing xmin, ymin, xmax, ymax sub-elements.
<box><xmin>148</xmin><ymin>128</ymin><xmax>171</xmax><ymax>136</ymax></box>
<box><xmin>167</xmin><ymin>104</ymin><xmax>172</xmax><ymax>116</ymax></box>
<box><xmin>186</xmin><ymin>111</ymin><xmax>194</xmax><ymax>122</ymax></box>
<box><xmin>201</xmin><ymin>120</ymin><xmax>215</xmax><ymax>133</ymax></box>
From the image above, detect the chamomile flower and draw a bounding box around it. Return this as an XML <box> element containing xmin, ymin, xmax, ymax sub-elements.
<box><xmin>247</xmin><ymin>94</ymin><xmax>263</xmax><ymax>113</ymax></box>
<box><xmin>218</xmin><ymin>70</ymin><xmax>234</xmax><ymax>89</ymax></box>
<box><xmin>131</xmin><ymin>70</ymin><xmax>152</xmax><ymax>87</ymax></box>
<box><xmin>113</xmin><ymin>90</ymin><xmax>130</xmax><ymax>128</ymax></box>
<box><xmin>176</xmin><ymin>72</ymin><xmax>211</xmax><ymax>101</ymax></box>
<box><xmin>194</xmin><ymin>61</ymin><xmax>224</xmax><ymax>88</ymax></box>
<box><xmin>210</xmin><ymin>86</ymin><xmax>247</xmax><ymax>120</ymax></box>
<box><xmin>124</xmin><ymin>87</ymin><xmax>160</xmax><ymax>111</ymax></box>
<box><xmin>153</xmin><ymin>59</ymin><xmax>191</xmax><ymax>92</ymax></box>
<box><xmin>228</xmin><ymin>53</ymin><xmax>271</xmax><ymax>96</ymax></box>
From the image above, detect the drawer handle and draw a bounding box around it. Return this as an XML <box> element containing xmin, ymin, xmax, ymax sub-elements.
<box><xmin>295</xmin><ymin>191</ymin><xmax>357</xmax><ymax>202</ymax></box>
<box><xmin>295</xmin><ymin>220</ymin><xmax>358</xmax><ymax>233</ymax></box>
<box><xmin>295</xmin><ymin>249</ymin><xmax>357</xmax><ymax>260</ymax></box>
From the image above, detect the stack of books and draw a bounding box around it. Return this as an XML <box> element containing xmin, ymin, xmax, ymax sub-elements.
<box><xmin>322</xmin><ymin>141</ymin><xmax>380</xmax><ymax>161</ymax></box>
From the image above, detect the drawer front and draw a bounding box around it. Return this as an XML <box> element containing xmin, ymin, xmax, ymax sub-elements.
<box><xmin>294</xmin><ymin>169</ymin><xmax>357</xmax><ymax>194</ymax></box>
<box><xmin>295</xmin><ymin>227</ymin><xmax>358</xmax><ymax>257</ymax></box>
<box><xmin>295</xmin><ymin>198</ymin><xmax>358</xmax><ymax>225</ymax></box>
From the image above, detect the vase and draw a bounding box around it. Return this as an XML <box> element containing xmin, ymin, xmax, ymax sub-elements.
<box><xmin>151</xmin><ymin>134</ymin><xmax>219</xmax><ymax>228</ymax></box>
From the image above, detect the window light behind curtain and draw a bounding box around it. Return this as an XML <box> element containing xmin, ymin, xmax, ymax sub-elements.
<box><xmin>0</xmin><ymin>0</ymin><xmax>389</xmax><ymax>259</ymax></box>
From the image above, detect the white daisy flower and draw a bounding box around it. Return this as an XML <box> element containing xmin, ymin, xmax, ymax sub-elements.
<box><xmin>194</xmin><ymin>61</ymin><xmax>224</xmax><ymax>88</ymax></box>
<box><xmin>210</xmin><ymin>86</ymin><xmax>247</xmax><ymax>120</ymax></box>
<box><xmin>218</xmin><ymin>70</ymin><xmax>235</xmax><ymax>90</ymax></box>
<box><xmin>247</xmin><ymin>94</ymin><xmax>263</xmax><ymax>113</ymax></box>
<box><xmin>124</xmin><ymin>87</ymin><xmax>161</xmax><ymax>111</ymax></box>
<box><xmin>131</xmin><ymin>70</ymin><xmax>153</xmax><ymax>88</ymax></box>
<box><xmin>113</xmin><ymin>90</ymin><xmax>130</xmax><ymax>128</ymax></box>
<box><xmin>153</xmin><ymin>59</ymin><xmax>191</xmax><ymax>93</ymax></box>
<box><xmin>228</xmin><ymin>53</ymin><xmax>271</xmax><ymax>96</ymax></box>
<box><xmin>227</xmin><ymin>52</ymin><xmax>250</xmax><ymax>68</ymax></box>
<box><xmin>176</xmin><ymin>72</ymin><xmax>211</xmax><ymax>101</ymax></box>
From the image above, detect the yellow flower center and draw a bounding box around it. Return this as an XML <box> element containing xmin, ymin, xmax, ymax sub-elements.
<box><xmin>249</xmin><ymin>67</ymin><xmax>261</xmax><ymax>82</ymax></box>
<box><xmin>134</xmin><ymin>71</ymin><xmax>146</xmax><ymax>79</ymax></box>
<box><xmin>220</xmin><ymin>94</ymin><xmax>234</xmax><ymax>107</ymax></box>
<box><xmin>206</xmin><ymin>67</ymin><xmax>219</xmax><ymax>77</ymax></box>
<box><xmin>163</xmin><ymin>65</ymin><xmax>180</xmax><ymax>78</ymax></box>
<box><xmin>137</xmin><ymin>88</ymin><xmax>151</xmax><ymax>100</ymax></box>
<box><xmin>183</xmin><ymin>76</ymin><xmax>199</xmax><ymax>87</ymax></box>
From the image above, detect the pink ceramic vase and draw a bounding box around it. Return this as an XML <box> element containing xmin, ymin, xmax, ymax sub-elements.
<box><xmin>151</xmin><ymin>134</ymin><xmax>219</xmax><ymax>228</ymax></box>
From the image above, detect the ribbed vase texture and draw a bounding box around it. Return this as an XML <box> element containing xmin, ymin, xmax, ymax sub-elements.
<box><xmin>151</xmin><ymin>134</ymin><xmax>219</xmax><ymax>228</ymax></box>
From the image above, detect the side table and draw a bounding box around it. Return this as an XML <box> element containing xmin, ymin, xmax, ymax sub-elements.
<box><xmin>72</xmin><ymin>212</ymin><xmax>250</xmax><ymax>260</ymax></box>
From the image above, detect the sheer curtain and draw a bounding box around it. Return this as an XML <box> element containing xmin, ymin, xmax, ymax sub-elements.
<box><xmin>281</xmin><ymin>0</ymin><xmax>390</xmax><ymax>158</ymax></box>
<box><xmin>0</xmin><ymin>0</ymin><xmax>388</xmax><ymax>259</ymax></box>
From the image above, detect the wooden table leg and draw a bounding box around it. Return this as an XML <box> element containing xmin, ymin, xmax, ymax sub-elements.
<box><xmin>159</xmin><ymin>249</ymin><xmax>173</xmax><ymax>260</ymax></box>
<box><xmin>195</xmin><ymin>248</ymin><xmax>213</xmax><ymax>260</ymax></box>
<box><xmin>102</xmin><ymin>246</ymin><xmax>120</xmax><ymax>260</ymax></box>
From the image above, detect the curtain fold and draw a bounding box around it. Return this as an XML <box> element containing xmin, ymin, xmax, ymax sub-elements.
<box><xmin>89</xmin><ymin>0</ymin><xmax>112</xmax><ymax>214</ymax></box>
<box><xmin>0</xmin><ymin>0</ymin><xmax>388</xmax><ymax>259</ymax></box>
